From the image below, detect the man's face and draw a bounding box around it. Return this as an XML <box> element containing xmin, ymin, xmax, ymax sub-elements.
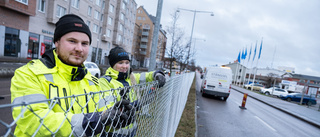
<box><xmin>55</xmin><ymin>32</ymin><xmax>90</xmax><ymax>66</ymax></box>
<box><xmin>113</xmin><ymin>60</ymin><xmax>130</xmax><ymax>73</ymax></box>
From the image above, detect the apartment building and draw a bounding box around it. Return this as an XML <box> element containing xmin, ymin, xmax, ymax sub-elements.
<box><xmin>0</xmin><ymin>0</ymin><xmax>137</xmax><ymax>65</ymax></box>
<box><xmin>131</xmin><ymin>6</ymin><xmax>167</xmax><ymax>68</ymax></box>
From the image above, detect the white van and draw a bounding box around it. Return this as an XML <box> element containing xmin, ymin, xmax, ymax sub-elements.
<box><xmin>200</xmin><ymin>66</ymin><xmax>232</xmax><ymax>101</ymax></box>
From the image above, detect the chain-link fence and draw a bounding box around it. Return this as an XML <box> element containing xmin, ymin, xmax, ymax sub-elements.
<box><xmin>0</xmin><ymin>72</ymin><xmax>195</xmax><ymax>137</ymax></box>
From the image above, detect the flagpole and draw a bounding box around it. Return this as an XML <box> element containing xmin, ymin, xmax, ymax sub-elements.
<box><xmin>247</xmin><ymin>57</ymin><xmax>254</xmax><ymax>88</ymax></box>
<box><xmin>233</xmin><ymin>62</ymin><xmax>239</xmax><ymax>84</ymax></box>
<box><xmin>252</xmin><ymin>38</ymin><xmax>263</xmax><ymax>91</ymax></box>
<box><xmin>252</xmin><ymin>59</ymin><xmax>259</xmax><ymax>91</ymax></box>
<box><xmin>242</xmin><ymin>51</ymin><xmax>250</xmax><ymax>88</ymax></box>
<box><xmin>246</xmin><ymin>43</ymin><xmax>255</xmax><ymax>89</ymax></box>
<box><xmin>234</xmin><ymin>50</ymin><xmax>241</xmax><ymax>85</ymax></box>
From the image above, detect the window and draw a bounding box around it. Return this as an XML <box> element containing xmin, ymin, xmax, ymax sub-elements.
<box><xmin>94</xmin><ymin>10</ymin><xmax>100</xmax><ymax>20</ymax></box>
<box><xmin>96</xmin><ymin>0</ymin><xmax>101</xmax><ymax>6</ymax></box>
<box><xmin>28</xmin><ymin>33</ymin><xmax>40</xmax><ymax>59</ymax></box>
<box><xmin>137</xmin><ymin>17</ymin><xmax>141</xmax><ymax>20</ymax></box>
<box><xmin>100</xmin><ymin>14</ymin><xmax>104</xmax><ymax>21</ymax></box>
<box><xmin>120</xmin><ymin>13</ymin><xmax>124</xmax><ymax>20</ymax></box>
<box><xmin>93</xmin><ymin>24</ymin><xmax>98</xmax><ymax>33</ymax></box>
<box><xmin>138</xmin><ymin>10</ymin><xmax>141</xmax><ymax>13</ymax></box>
<box><xmin>88</xmin><ymin>6</ymin><xmax>92</xmax><ymax>16</ymax></box>
<box><xmin>107</xmin><ymin>42</ymin><xmax>111</xmax><ymax>49</ymax></box>
<box><xmin>142</xmin><ymin>17</ymin><xmax>145</xmax><ymax>20</ymax></box>
<box><xmin>108</xmin><ymin>17</ymin><xmax>113</xmax><ymax>25</ymax></box>
<box><xmin>109</xmin><ymin>4</ymin><xmax>114</xmax><ymax>12</ymax></box>
<box><xmin>86</xmin><ymin>21</ymin><xmax>91</xmax><ymax>28</ymax></box>
<box><xmin>16</xmin><ymin>0</ymin><xmax>28</xmax><ymax>5</ymax></box>
<box><xmin>122</xmin><ymin>1</ymin><xmax>125</xmax><ymax>9</ymax></box>
<box><xmin>119</xmin><ymin>24</ymin><xmax>123</xmax><ymax>31</ymax></box>
<box><xmin>4</xmin><ymin>27</ymin><xmax>20</xmax><ymax>57</ymax></box>
<box><xmin>107</xmin><ymin>29</ymin><xmax>111</xmax><ymax>37</ymax></box>
<box><xmin>118</xmin><ymin>34</ymin><xmax>122</xmax><ymax>42</ymax></box>
<box><xmin>71</xmin><ymin>0</ymin><xmax>80</xmax><ymax>8</ymax></box>
<box><xmin>102</xmin><ymin>1</ymin><xmax>105</xmax><ymax>9</ymax></box>
<box><xmin>56</xmin><ymin>5</ymin><xmax>66</xmax><ymax>17</ymax></box>
<box><xmin>38</xmin><ymin>0</ymin><xmax>45</xmax><ymax>12</ymax></box>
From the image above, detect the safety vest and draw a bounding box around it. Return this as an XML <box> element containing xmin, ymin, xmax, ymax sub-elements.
<box><xmin>99</xmin><ymin>67</ymin><xmax>155</xmax><ymax>136</ymax></box>
<box><xmin>11</xmin><ymin>49</ymin><xmax>101</xmax><ymax>137</ymax></box>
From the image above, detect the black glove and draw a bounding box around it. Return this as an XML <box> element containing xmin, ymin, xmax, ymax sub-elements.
<box><xmin>154</xmin><ymin>71</ymin><xmax>166</xmax><ymax>88</ymax></box>
<box><xmin>82</xmin><ymin>100</ymin><xmax>130</xmax><ymax>136</ymax></box>
<box><xmin>121</xmin><ymin>103</ymin><xmax>136</xmax><ymax>127</ymax></box>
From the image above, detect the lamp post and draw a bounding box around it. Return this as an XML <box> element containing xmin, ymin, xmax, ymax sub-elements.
<box><xmin>176</xmin><ymin>8</ymin><xmax>214</xmax><ymax>67</ymax></box>
<box><xmin>192</xmin><ymin>38</ymin><xmax>206</xmax><ymax>60</ymax></box>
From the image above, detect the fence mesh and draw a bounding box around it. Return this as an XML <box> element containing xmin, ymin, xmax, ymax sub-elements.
<box><xmin>0</xmin><ymin>72</ymin><xmax>195</xmax><ymax>137</ymax></box>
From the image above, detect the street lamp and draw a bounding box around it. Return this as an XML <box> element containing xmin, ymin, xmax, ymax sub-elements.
<box><xmin>176</xmin><ymin>8</ymin><xmax>214</xmax><ymax>66</ymax></box>
<box><xmin>192</xmin><ymin>38</ymin><xmax>206</xmax><ymax>59</ymax></box>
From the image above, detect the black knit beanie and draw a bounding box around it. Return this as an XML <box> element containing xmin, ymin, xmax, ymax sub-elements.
<box><xmin>108</xmin><ymin>46</ymin><xmax>130</xmax><ymax>67</ymax></box>
<box><xmin>54</xmin><ymin>14</ymin><xmax>92</xmax><ymax>44</ymax></box>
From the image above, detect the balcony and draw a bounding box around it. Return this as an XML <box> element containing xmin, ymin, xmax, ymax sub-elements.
<box><xmin>141</xmin><ymin>38</ymin><xmax>148</xmax><ymax>42</ymax></box>
<box><xmin>140</xmin><ymin>44</ymin><xmax>147</xmax><ymax>49</ymax></box>
<box><xmin>140</xmin><ymin>51</ymin><xmax>147</xmax><ymax>55</ymax></box>
<box><xmin>142</xmin><ymin>31</ymin><xmax>149</xmax><ymax>36</ymax></box>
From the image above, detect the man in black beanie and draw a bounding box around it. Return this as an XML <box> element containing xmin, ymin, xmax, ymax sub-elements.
<box><xmin>11</xmin><ymin>14</ymin><xmax>130</xmax><ymax>136</ymax></box>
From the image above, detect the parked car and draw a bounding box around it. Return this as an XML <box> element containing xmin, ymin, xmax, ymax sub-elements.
<box><xmin>200</xmin><ymin>66</ymin><xmax>232</xmax><ymax>101</ymax></box>
<box><xmin>244</xmin><ymin>83</ymin><xmax>265</xmax><ymax>91</ymax></box>
<box><xmin>280</xmin><ymin>93</ymin><xmax>317</xmax><ymax>106</ymax></box>
<box><xmin>260</xmin><ymin>87</ymin><xmax>289</xmax><ymax>97</ymax></box>
<box><xmin>84</xmin><ymin>61</ymin><xmax>100</xmax><ymax>78</ymax></box>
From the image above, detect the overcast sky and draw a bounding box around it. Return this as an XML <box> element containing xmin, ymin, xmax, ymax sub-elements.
<box><xmin>135</xmin><ymin>0</ymin><xmax>320</xmax><ymax>77</ymax></box>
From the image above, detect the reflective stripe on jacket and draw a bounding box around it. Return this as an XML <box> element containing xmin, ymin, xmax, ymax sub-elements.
<box><xmin>99</xmin><ymin>67</ymin><xmax>155</xmax><ymax>135</ymax></box>
<box><xmin>11</xmin><ymin>49</ymin><xmax>101</xmax><ymax>136</ymax></box>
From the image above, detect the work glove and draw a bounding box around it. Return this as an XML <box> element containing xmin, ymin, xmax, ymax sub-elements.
<box><xmin>121</xmin><ymin>102</ymin><xmax>136</xmax><ymax>127</ymax></box>
<box><xmin>82</xmin><ymin>99</ymin><xmax>131</xmax><ymax>136</ymax></box>
<box><xmin>154</xmin><ymin>71</ymin><xmax>166</xmax><ymax>88</ymax></box>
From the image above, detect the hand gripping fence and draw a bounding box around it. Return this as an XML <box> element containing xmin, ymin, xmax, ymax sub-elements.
<box><xmin>0</xmin><ymin>72</ymin><xmax>195</xmax><ymax>137</ymax></box>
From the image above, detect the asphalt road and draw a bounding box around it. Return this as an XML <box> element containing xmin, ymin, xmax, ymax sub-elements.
<box><xmin>0</xmin><ymin>77</ymin><xmax>14</xmax><ymax>136</ymax></box>
<box><xmin>195</xmin><ymin>72</ymin><xmax>320</xmax><ymax>137</ymax></box>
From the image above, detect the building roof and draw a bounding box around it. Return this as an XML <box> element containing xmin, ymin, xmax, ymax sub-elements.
<box><xmin>290</xmin><ymin>73</ymin><xmax>320</xmax><ymax>82</ymax></box>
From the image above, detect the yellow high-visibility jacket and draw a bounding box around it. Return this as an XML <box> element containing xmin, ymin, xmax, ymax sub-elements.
<box><xmin>11</xmin><ymin>49</ymin><xmax>101</xmax><ymax>137</ymax></box>
<box><xmin>99</xmin><ymin>67</ymin><xmax>155</xmax><ymax>136</ymax></box>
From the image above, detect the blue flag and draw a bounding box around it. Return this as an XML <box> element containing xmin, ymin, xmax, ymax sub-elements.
<box><xmin>258</xmin><ymin>38</ymin><xmax>263</xmax><ymax>59</ymax></box>
<box><xmin>253</xmin><ymin>41</ymin><xmax>257</xmax><ymax>61</ymax></box>
<box><xmin>237</xmin><ymin>51</ymin><xmax>240</xmax><ymax>63</ymax></box>
<box><xmin>244</xmin><ymin>47</ymin><xmax>247</xmax><ymax>59</ymax></box>
<box><xmin>248</xmin><ymin>45</ymin><xmax>252</xmax><ymax>61</ymax></box>
<box><xmin>241</xmin><ymin>48</ymin><xmax>244</xmax><ymax>60</ymax></box>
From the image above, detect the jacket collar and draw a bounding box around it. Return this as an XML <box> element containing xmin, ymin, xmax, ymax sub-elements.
<box><xmin>105</xmin><ymin>67</ymin><xmax>128</xmax><ymax>80</ymax></box>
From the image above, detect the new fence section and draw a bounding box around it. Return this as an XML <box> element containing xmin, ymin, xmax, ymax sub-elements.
<box><xmin>0</xmin><ymin>72</ymin><xmax>195</xmax><ymax>137</ymax></box>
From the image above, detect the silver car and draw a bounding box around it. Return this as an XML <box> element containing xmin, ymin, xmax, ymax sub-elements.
<box><xmin>84</xmin><ymin>61</ymin><xmax>101</xmax><ymax>78</ymax></box>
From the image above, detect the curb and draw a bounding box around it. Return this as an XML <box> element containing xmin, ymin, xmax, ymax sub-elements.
<box><xmin>232</xmin><ymin>87</ymin><xmax>320</xmax><ymax>129</ymax></box>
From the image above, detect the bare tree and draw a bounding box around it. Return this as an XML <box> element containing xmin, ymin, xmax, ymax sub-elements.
<box><xmin>266</xmin><ymin>73</ymin><xmax>280</xmax><ymax>88</ymax></box>
<box><xmin>166</xmin><ymin>10</ymin><xmax>187</xmax><ymax>75</ymax></box>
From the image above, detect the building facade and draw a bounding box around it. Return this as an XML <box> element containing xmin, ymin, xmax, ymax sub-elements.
<box><xmin>131</xmin><ymin>6</ymin><xmax>167</xmax><ymax>68</ymax></box>
<box><xmin>0</xmin><ymin>0</ymin><xmax>137</xmax><ymax>65</ymax></box>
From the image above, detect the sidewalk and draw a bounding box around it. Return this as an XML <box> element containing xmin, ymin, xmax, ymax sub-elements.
<box><xmin>232</xmin><ymin>85</ymin><xmax>320</xmax><ymax>128</ymax></box>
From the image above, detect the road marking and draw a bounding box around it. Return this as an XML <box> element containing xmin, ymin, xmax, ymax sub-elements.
<box><xmin>0</xmin><ymin>94</ymin><xmax>11</xmax><ymax>97</ymax></box>
<box><xmin>255</xmin><ymin>116</ymin><xmax>276</xmax><ymax>132</ymax></box>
